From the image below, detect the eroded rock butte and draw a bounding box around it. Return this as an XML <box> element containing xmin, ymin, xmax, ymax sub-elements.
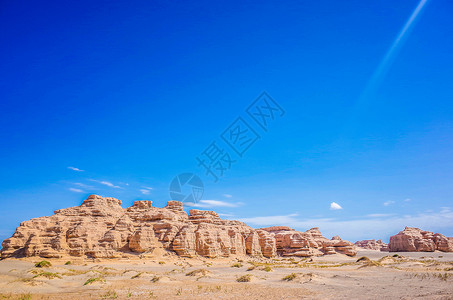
<box><xmin>388</xmin><ymin>227</ymin><xmax>453</xmax><ymax>252</ymax></box>
<box><xmin>1</xmin><ymin>195</ymin><xmax>357</xmax><ymax>259</ymax></box>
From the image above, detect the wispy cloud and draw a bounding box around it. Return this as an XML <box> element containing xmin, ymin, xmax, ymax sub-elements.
<box><xmin>330</xmin><ymin>202</ymin><xmax>343</xmax><ymax>210</ymax></box>
<box><xmin>367</xmin><ymin>213</ymin><xmax>394</xmax><ymax>218</ymax></box>
<box><xmin>74</xmin><ymin>182</ymin><xmax>95</xmax><ymax>189</ymax></box>
<box><xmin>236</xmin><ymin>208</ymin><xmax>453</xmax><ymax>241</ymax></box>
<box><xmin>383</xmin><ymin>200</ymin><xmax>395</xmax><ymax>206</ymax></box>
<box><xmin>218</xmin><ymin>213</ymin><xmax>235</xmax><ymax>217</ymax></box>
<box><xmin>238</xmin><ymin>213</ymin><xmax>299</xmax><ymax>226</ymax></box>
<box><xmin>185</xmin><ymin>200</ymin><xmax>243</xmax><ymax>208</ymax></box>
<box><xmin>223</xmin><ymin>194</ymin><xmax>232</xmax><ymax>198</ymax></box>
<box><xmin>140</xmin><ymin>189</ymin><xmax>151</xmax><ymax>195</ymax></box>
<box><xmin>90</xmin><ymin>179</ymin><xmax>122</xmax><ymax>189</ymax></box>
<box><xmin>68</xmin><ymin>166</ymin><xmax>84</xmax><ymax>172</ymax></box>
<box><xmin>140</xmin><ymin>186</ymin><xmax>153</xmax><ymax>195</ymax></box>
<box><xmin>69</xmin><ymin>188</ymin><xmax>84</xmax><ymax>193</ymax></box>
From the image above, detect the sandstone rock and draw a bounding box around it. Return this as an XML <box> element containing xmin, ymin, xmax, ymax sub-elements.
<box><xmin>1</xmin><ymin>195</ymin><xmax>356</xmax><ymax>259</ymax></box>
<box><xmin>388</xmin><ymin>227</ymin><xmax>453</xmax><ymax>252</ymax></box>
<box><xmin>355</xmin><ymin>239</ymin><xmax>389</xmax><ymax>251</ymax></box>
<box><xmin>260</xmin><ymin>226</ymin><xmax>356</xmax><ymax>257</ymax></box>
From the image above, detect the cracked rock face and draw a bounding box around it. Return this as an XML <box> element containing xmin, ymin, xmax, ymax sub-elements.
<box><xmin>1</xmin><ymin>195</ymin><xmax>356</xmax><ymax>259</ymax></box>
<box><xmin>388</xmin><ymin>227</ymin><xmax>453</xmax><ymax>252</ymax></box>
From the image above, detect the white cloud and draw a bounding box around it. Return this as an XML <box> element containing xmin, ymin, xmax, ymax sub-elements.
<box><xmin>185</xmin><ymin>200</ymin><xmax>242</xmax><ymax>208</ymax></box>
<box><xmin>236</xmin><ymin>208</ymin><xmax>453</xmax><ymax>242</ymax></box>
<box><xmin>218</xmin><ymin>213</ymin><xmax>235</xmax><ymax>217</ymax></box>
<box><xmin>140</xmin><ymin>189</ymin><xmax>151</xmax><ymax>195</ymax></box>
<box><xmin>238</xmin><ymin>214</ymin><xmax>300</xmax><ymax>226</ymax></box>
<box><xmin>367</xmin><ymin>213</ymin><xmax>394</xmax><ymax>218</ymax></box>
<box><xmin>404</xmin><ymin>198</ymin><xmax>411</xmax><ymax>202</ymax></box>
<box><xmin>330</xmin><ymin>202</ymin><xmax>343</xmax><ymax>210</ymax></box>
<box><xmin>139</xmin><ymin>186</ymin><xmax>153</xmax><ymax>195</ymax></box>
<box><xmin>74</xmin><ymin>182</ymin><xmax>95</xmax><ymax>189</ymax></box>
<box><xmin>90</xmin><ymin>179</ymin><xmax>122</xmax><ymax>189</ymax></box>
<box><xmin>383</xmin><ymin>200</ymin><xmax>395</xmax><ymax>206</ymax></box>
<box><xmin>68</xmin><ymin>166</ymin><xmax>84</xmax><ymax>172</ymax></box>
<box><xmin>223</xmin><ymin>194</ymin><xmax>233</xmax><ymax>198</ymax></box>
<box><xmin>441</xmin><ymin>207</ymin><xmax>451</xmax><ymax>214</ymax></box>
<box><xmin>69</xmin><ymin>188</ymin><xmax>84</xmax><ymax>193</ymax></box>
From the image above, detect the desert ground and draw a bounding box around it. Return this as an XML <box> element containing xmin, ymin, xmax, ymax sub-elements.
<box><xmin>0</xmin><ymin>250</ymin><xmax>452</xmax><ymax>300</ymax></box>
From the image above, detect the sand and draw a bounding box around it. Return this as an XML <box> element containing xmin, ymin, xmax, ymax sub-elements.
<box><xmin>0</xmin><ymin>250</ymin><xmax>452</xmax><ymax>299</ymax></box>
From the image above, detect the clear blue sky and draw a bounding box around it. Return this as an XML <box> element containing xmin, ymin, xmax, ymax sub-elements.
<box><xmin>1</xmin><ymin>0</ymin><xmax>452</xmax><ymax>243</ymax></box>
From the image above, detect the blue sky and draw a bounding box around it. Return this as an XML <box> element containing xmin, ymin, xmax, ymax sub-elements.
<box><xmin>1</xmin><ymin>0</ymin><xmax>453</xmax><ymax>243</ymax></box>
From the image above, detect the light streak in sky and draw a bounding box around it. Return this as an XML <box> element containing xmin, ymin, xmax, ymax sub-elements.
<box><xmin>361</xmin><ymin>0</ymin><xmax>430</xmax><ymax>99</ymax></box>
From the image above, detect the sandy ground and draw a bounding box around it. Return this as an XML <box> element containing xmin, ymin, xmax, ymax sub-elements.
<box><xmin>0</xmin><ymin>250</ymin><xmax>452</xmax><ymax>299</ymax></box>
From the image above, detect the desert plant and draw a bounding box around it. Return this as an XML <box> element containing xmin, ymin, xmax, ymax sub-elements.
<box><xmin>101</xmin><ymin>290</ymin><xmax>118</xmax><ymax>299</ymax></box>
<box><xmin>131</xmin><ymin>272</ymin><xmax>142</xmax><ymax>279</ymax></box>
<box><xmin>263</xmin><ymin>266</ymin><xmax>273</xmax><ymax>272</ymax></box>
<box><xmin>34</xmin><ymin>260</ymin><xmax>51</xmax><ymax>268</ymax></box>
<box><xmin>33</xmin><ymin>271</ymin><xmax>62</xmax><ymax>279</ymax></box>
<box><xmin>282</xmin><ymin>273</ymin><xmax>297</xmax><ymax>281</ymax></box>
<box><xmin>176</xmin><ymin>288</ymin><xmax>183</xmax><ymax>296</ymax></box>
<box><xmin>231</xmin><ymin>263</ymin><xmax>242</xmax><ymax>268</ymax></box>
<box><xmin>151</xmin><ymin>276</ymin><xmax>160</xmax><ymax>283</ymax></box>
<box><xmin>186</xmin><ymin>269</ymin><xmax>209</xmax><ymax>276</ymax></box>
<box><xmin>356</xmin><ymin>256</ymin><xmax>371</xmax><ymax>263</ymax></box>
<box><xmin>18</xmin><ymin>294</ymin><xmax>32</xmax><ymax>300</ymax></box>
<box><xmin>158</xmin><ymin>261</ymin><xmax>165</xmax><ymax>265</ymax></box>
<box><xmin>236</xmin><ymin>274</ymin><xmax>252</xmax><ymax>282</ymax></box>
<box><xmin>83</xmin><ymin>277</ymin><xmax>105</xmax><ymax>285</ymax></box>
<box><xmin>247</xmin><ymin>266</ymin><xmax>256</xmax><ymax>271</ymax></box>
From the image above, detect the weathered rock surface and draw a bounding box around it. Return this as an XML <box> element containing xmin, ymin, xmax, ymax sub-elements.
<box><xmin>354</xmin><ymin>239</ymin><xmax>389</xmax><ymax>251</ymax></box>
<box><xmin>1</xmin><ymin>195</ymin><xmax>355</xmax><ymax>259</ymax></box>
<box><xmin>259</xmin><ymin>226</ymin><xmax>357</xmax><ymax>257</ymax></box>
<box><xmin>388</xmin><ymin>227</ymin><xmax>453</xmax><ymax>252</ymax></box>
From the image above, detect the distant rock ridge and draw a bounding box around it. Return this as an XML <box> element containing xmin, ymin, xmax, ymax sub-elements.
<box><xmin>354</xmin><ymin>239</ymin><xmax>389</xmax><ymax>251</ymax></box>
<box><xmin>1</xmin><ymin>195</ymin><xmax>357</xmax><ymax>259</ymax></box>
<box><xmin>388</xmin><ymin>227</ymin><xmax>453</xmax><ymax>252</ymax></box>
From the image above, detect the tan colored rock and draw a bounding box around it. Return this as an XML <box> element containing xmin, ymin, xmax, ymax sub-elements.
<box><xmin>389</xmin><ymin>227</ymin><xmax>453</xmax><ymax>252</ymax></box>
<box><xmin>355</xmin><ymin>239</ymin><xmax>389</xmax><ymax>251</ymax></box>
<box><xmin>260</xmin><ymin>227</ymin><xmax>356</xmax><ymax>257</ymax></box>
<box><xmin>1</xmin><ymin>195</ymin><xmax>356</xmax><ymax>259</ymax></box>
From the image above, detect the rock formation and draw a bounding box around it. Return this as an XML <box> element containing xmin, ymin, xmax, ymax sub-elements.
<box><xmin>259</xmin><ymin>226</ymin><xmax>356</xmax><ymax>257</ymax></box>
<box><xmin>1</xmin><ymin>195</ymin><xmax>356</xmax><ymax>259</ymax></box>
<box><xmin>388</xmin><ymin>227</ymin><xmax>453</xmax><ymax>252</ymax></box>
<box><xmin>354</xmin><ymin>239</ymin><xmax>389</xmax><ymax>251</ymax></box>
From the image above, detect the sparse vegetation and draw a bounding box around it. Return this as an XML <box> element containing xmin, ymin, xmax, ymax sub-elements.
<box><xmin>247</xmin><ymin>266</ymin><xmax>256</xmax><ymax>271</ymax></box>
<box><xmin>236</xmin><ymin>274</ymin><xmax>252</xmax><ymax>282</ymax></box>
<box><xmin>231</xmin><ymin>263</ymin><xmax>242</xmax><ymax>268</ymax></box>
<box><xmin>176</xmin><ymin>287</ymin><xmax>183</xmax><ymax>295</ymax></box>
<box><xmin>393</xmin><ymin>254</ymin><xmax>400</xmax><ymax>258</ymax></box>
<box><xmin>131</xmin><ymin>272</ymin><xmax>143</xmax><ymax>279</ymax></box>
<box><xmin>158</xmin><ymin>261</ymin><xmax>165</xmax><ymax>265</ymax></box>
<box><xmin>186</xmin><ymin>269</ymin><xmax>210</xmax><ymax>276</ymax></box>
<box><xmin>151</xmin><ymin>276</ymin><xmax>160</xmax><ymax>283</ymax></box>
<box><xmin>263</xmin><ymin>266</ymin><xmax>273</xmax><ymax>272</ymax></box>
<box><xmin>33</xmin><ymin>271</ymin><xmax>62</xmax><ymax>279</ymax></box>
<box><xmin>64</xmin><ymin>261</ymin><xmax>71</xmax><ymax>265</ymax></box>
<box><xmin>18</xmin><ymin>294</ymin><xmax>32</xmax><ymax>300</ymax></box>
<box><xmin>282</xmin><ymin>273</ymin><xmax>297</xmax><ymax>281</ymax></box>
<box><xmin>34</xmin><ymin>260</ymin><xmax>51</xmax><ymax>268</ymax></box>
<box><xmin>83</xmin><ymin>277</ymin><xmax>105</xmax><ymax>285</ymax></box>
<box><xmin>101</xmin><ymin>290</ymin><xmax>118</xmax><ymax>299</ymax></box>
<box><xmin>356</xmin><ymin>256</ymin><xmax>371</xmax><ymax>263</ymax></box>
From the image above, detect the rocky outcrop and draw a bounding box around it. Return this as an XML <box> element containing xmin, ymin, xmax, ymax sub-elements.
<box><xmin>1</xmin><ymin>195</ymin><xmax>356</xmax><ymax>259</ymax></box>
<box><xmin>388</xmin><ymin>227</ymin><xmax>453</xmax><ymax>252</ymax></box>
<box><xmin>355</xmin><ymin>239</ymin><xmax>389</xmax><ymax>251</ymax></box>
<box><xmin>259</xmin><ymin>226</ymin><xmax>357</xmax><ymax>257</ymax></box>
